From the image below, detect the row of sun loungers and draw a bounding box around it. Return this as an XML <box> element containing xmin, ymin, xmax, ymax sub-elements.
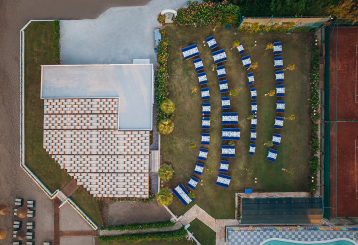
<box><xmin>172</xmin><ymin>184</ymin><xmax>193</xmax><ymax>206</ymax></box>
<box><xmin>15</xmin><ymin>199</ymin><xmax>36</xmax><ymax>209</ymax></box>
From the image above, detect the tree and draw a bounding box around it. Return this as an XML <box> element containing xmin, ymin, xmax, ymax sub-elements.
<box><xmin>264</xmin><ymin>141</ymin><xmax>274</xmax><ymax>147</ymax></box>
<box><xmin>230</xmin><ymin>90</ymin><xmax>237</xmax><ymax>96</ymax></box>
<box><xmin>211</xmin><ymin>64</ymin><xmax>217</xmax><ymax>71</ymax></box>
<box><xmin>265</xmin><ymin>43</ymin><xmax>273</xmax><ymax>50</ymax></box>
<box><xmin>286</xmin><ymin>64</ymin><xmax>295</xmax><ymax>71</ymax></box>
<box><xmin>188</xmin><ymin>192</ymin><xmax>196</xmax><ymax>199</ymax></box>
<box><xmin>228</xmin><ymin>140</ymin><xmax>235</xmax><ymax>146</ymax></box>
<box><xmin>327</xmin><ymin>0</ymin><xmax>358</xmax><ymax>24</ymax></box>
<box><xmin>265</xmin><ymin>90</ymin><xmax>276</xmax><ymax>96</ymax></box>
<box><xmin>191</xmin><ymin>87</ymin><xmax>198</xmax><ymax>94</ymax></box>
<box><xmin>160</xmin><ymin>99</ymin><xmax>175</xmax><ymax>114</ymax></box>
<box><xmin>207</xmin><ymin>168</ymin><xmax>213</xmax><ymax>174</ymax></box>
<box><xmin>288</xmin><ymin>114</ymin><xmax>296</xmax><ymax>120</ymax></box>
<box><xmin>158</xmin><ymin>119</ymin><xmax>174</xmax><ymax>135</ymax></box>
<box><xmin>156</xmin><ymin>188</ymin><xmax>173</xmax><ymax>206</ymax></box>
<box><xmin>250</xmin><ymin>62</ymin><xmax>258</xmax><ymax>69</ymax></box>
<box><xmin>158</xmin><ymin>165</ymin><xmax>174</xmax><ymax>181</ymax></box>
<box><xmin>190</xmin><ymin>142</ymin><xmax>196</xmax><ymax>148</ymax></box>
<box><xmin>247</xmin><ymin>114</ymin><xmax>255</xmax><ymax>120</ymax></box>
<box><xmin>233</xmin><ymin>40</ymin><xmax>240</xmax><ymax>48</ymax></box>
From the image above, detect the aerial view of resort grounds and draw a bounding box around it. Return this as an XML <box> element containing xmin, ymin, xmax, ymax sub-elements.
<box><xmin>0</xmin><ymin>0</ymin><xmax>358</xmax><ymax>245</ymax></box>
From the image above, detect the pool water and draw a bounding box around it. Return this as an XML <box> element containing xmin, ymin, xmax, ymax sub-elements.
<box><xmin>263</xmin><ymin>239</ymin><xmax>358</xmax><ymax>245</ymax></box>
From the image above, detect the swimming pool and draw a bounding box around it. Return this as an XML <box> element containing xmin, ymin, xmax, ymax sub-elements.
<box><xmin>262</xmin><ymin>238</ymin><xmax>358</xmax><ymax>245</ymax></box>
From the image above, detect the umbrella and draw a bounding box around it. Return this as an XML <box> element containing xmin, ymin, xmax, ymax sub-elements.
<box><xmin>0</xmin><ymin>228</ymin><xmax>7</xmax><ymax>239</ymax></box>
<box><xmin>16</xmin><ymin>207</ymin><xmax>28</xmax><ymax>218</ymax></box>
<box><xmin>16</xmin><ymin>230</ymin><xmax>26</xmax><ymax>240</ymax></box>
<box><xmin>0</xmin><ymin>204</ymin><xmax>8</xmax><ymax>215</ymax></box>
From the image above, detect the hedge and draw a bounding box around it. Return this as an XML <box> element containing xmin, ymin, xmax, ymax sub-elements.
<box><xmin>99</xmin><ymin>227</ymin><xmax>187</xmax><ymax>243</ymax></box>
<box><xmin>105</xmin><ymin>221</ymin><xmax>175</xmax><ymax>231</ymax></box>
<box><xmin>52</xmin><ymin>20</ymin><xmax>60</xmax><ymax>63</ymax></box>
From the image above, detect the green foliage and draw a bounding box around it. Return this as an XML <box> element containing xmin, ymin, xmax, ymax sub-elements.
<box><xmin>230</xmin><ymin>90</ymin><xmax>237</xmax><ymax>96</ymax></box>
<box><xmin>228</xmin><ymin>140</ymin><xmax>235</xmax><ymax>146</ymax></box>
<box><xmin>52</xmin><ymin>20</ymin><xmax>60</xmax><ymax>63</ymax></box>
<box><xmin>238</xmin><ymin>22</ymin><xmax>295</xmax><ymax>33</ymax></box>
<box><xmin>111</xmin><ymin>195</ymin><xmax>156</xmax><ymax>203</ymax></box>
<box><xmin>188</xmin><ymin>192</ymin><xmax>196</xmax><ymax>199</ymax></box>
<box><xmin>174</xmin><ymin>1</ymin><xmax>240</xmax><ymax>26</ymax></box>
<box><xmin>156</xmin><ymin>188</ymin><xmax>173</xmax><ymax>206</ymax></box>
<box><xmin>309</xmin><ymin>156</ymin><xmax>320</xmax><ymax>175</ymax></box>
<box><xmin>190</xmin><ymin>142</ymin><xmax>196</xmax><ymax>148</ymax></box>
<box><xmin>160</xmin><ymin>99</ymin><xmax>175</xmax><ymax>114</ymax></box>
<box><xmin>105</xmin><ymin>220</ymin><xmax>175</xmax><ymax>231</ymax></box>
<box><xmin>158</xmin><ymin>14</ymin><xmax>166</xmax><ymax>24</ymax></box>
<box><xmin>158</xmin><ymin>165</ymin><xmax>174</xmax><ymax>181</ymax></box>
<box><xmin>158</xmin><ymin>119</ymin><xmax>175</xmax><ymax>135</ymax></box>
<box><xmin>99</xmin><ymin>227</ymin><xmax>187</xmax><ymax>243</ymax></box>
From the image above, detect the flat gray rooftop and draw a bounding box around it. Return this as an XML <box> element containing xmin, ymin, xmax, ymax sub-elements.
<box><xmin>41</xmin><ymin>64</ymin><xmax>153</xmax><ymax>130</ymax></box>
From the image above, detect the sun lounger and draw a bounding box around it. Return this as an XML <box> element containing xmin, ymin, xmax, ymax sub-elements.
<box><xmin>274</xmin><ymin>116</ymin><xmax>284</xmax><ymax>129</ymax></box>
<box><xmin>219</xmin><ymin>160</ymin><xmax>230</xmax><ymax>173</ymax></box>
<box><xmin>251</xmin><ymin>115</ymin><xmax>257</xmax><ymax>128</ymax></box>
<box><xmin>242</xmin><ymin>55</ymin><xmax>251</xmax><ymax>69</ymax></box>
<box><xmin>222</xmin><ymin>128</ymin><xmax>240</xmax><ymax>140</ymax></box>
<box><xmin>202</xmin><ymin>103</ymin><xmax>211</xmax><ymax>115</ymax></box>
<box><xmin>198</xmin><ymin>148</ymin><xmax>208</xmax><ymax>161</ymax></box>
<box><xmin>201</xmin><ymin>133</ymin><xmax>210</xmax><ymax>145</ymax></box>
<box><xmin>245</xmin><ymin>189</ymin><xmax>253</xmax><ymax>194</ymax></box>
<box><xmin>26</xmin><ymin>242</ymin><xmax>34</xmax><ymax>245</ymax></box>
<box><xmin>172</xmin><ymin>184</ymin><xmax>193</xmax><ymax>206</ymax></box>
<box><xmin>222</xmin><ymin>145</ymin><xmax>235</xmax><ymax>158</ymax></box>
<box><xmin>27</xmin><ymin>200</ymin><xmax>35</xmax><ymax>209</ymax></box>
<box><xmin>273</xmin><ymin>42</ymin><xmax>282</xmax><ymax>55</ymax></box>
<box><xmin>13</xmin><ymin>241</ymin><xmax>21</xmax><ymax>245</ymax></box>
<box><xmin>237</xmin><ymin>42</ymin><xmax>244</xmax><ymax>54</ymax></box>
<box><xmin>274</xmin><ymin>57</ymin><xmax>283</xmax><ymax>69</ymax></box>
<box><xmin>15</xmin><ymin>198</ymin><xmax>23</xmax><ymax>206</ymax></box>
<box><xmin>276</xmin><ymin>84</ymin><xmax>285</xmax><ymax>96</ymax></box>
<box><xmin>202</xmin><ymin>118</ymin><xmax>210</xmax><ymax>129</ymax></box>
<box><xmin>13</xmin><ymin>230</ymin><xmax>17</xmax><ymax>238</ymax></box>
<box><xmin>249</xmin><ymin>143</ymin><xmax>256</xmax><ymax>156</ymax></box>
<box><xmin>182</xmin><ymin>44</ymin><xmax>199</xmax><ymax>60</ymax></box>
<box><xmin>247</xmin><ymin>72</ymin><xmax>255</xmax><ymax>86</ymax></box>
<box><xmin>201</xmin><ymin>88</ymin><xmax>210</xmax><ymax>100</ymax></box>
<box><xmin>197</xmin><ymin>72</ymin><xmax>208</xmax><ymax>85</ymax></box>
<box><xmin>250</xmin><ymin>129</ymin><xmax>257</xmax><ymax>141</ymax></box>
<box><xmin>251</xmin><ymin>102</ymin><xmax>257</xmax><ymax>114</ymax></box>
<box><xmin>222</xmin><ymin>112</ymin><xmax>238</xmax><ymax>125</ymax></box>
<box><xmin>250</xmin><ymin>87</ymin><xmax>257</xmax><ymax>100</ymax></box>
<box><xmin>44</xmin><ymin>242</ymin><xmax>52</xmax><ymax>245</ymax></box>
<box><xmin>212</xmin><ymin>49</ymin><xmax>227</xmax><ymax>64</ymax></box>
<box><xmin>193</xmin><ymin>58</ymin><xmax>204</xmax><ymax>71</ymax></box>
<box><xmin>219</xmin><ymin>80</ymin><xmax>229</xmax><ymax>93</ymax></box>
<box><xmin>276</xmin><ymin>101</ymin><xmax>285</xmax><ymax>113</ymax></box>
<box><xmin>26</xmin><ymin>231</ymin><xmax>34</xmax><ymax>240</ymax></box>
<box><xmin>267</xmin><ymin>149</ymin><xmax>278</xmax><ymax>162</ymax></box>
<box><xmin>206</xmin><ymin>36</ymin><xmax>218</xmax><ymax>49</ymax></box>
<box><xmin>216</xmin><ymin>65</ymin><xmax>226</xmax><ymax>79</ymax></box>
<box><xmin>27</xmin><ymin>222</ymin><xmax>35</xmax><ymax>230</ymax></box>
<box><xmin>216</xmin><ymin>174</ymin><xmax>231</xmax><ymax>188</ymax></box>
<box><xmin>187</xmin><ymin>176</ymin><xmax>199</xmax><ymax>190</ymax></box>
<box><xmin>275</xmin><ymin>70</ymin><xmax>284</xmax><ymax>82</ymax></box>
<box><xmin>221</xmin><ymin>97</ymin><xmax>231</xmax><ymax>109</ymax></box>
<box><xmin>194</xmin><ymin>162</ymin><xmax>205</xmax><ymax>176</ymax></box>
<box><xmin>13</xmin><ymin>220</ymin><xmax>21</xmax><ymax>230</ymax></box>
<box><xmin>27</xmin><ymin>210</ymin><xmax>35</xmax><ymax>218</ymax></box>
<box><xmin>14</xmin><ymin>208</ymin><xmax>17</xmax><ymax>216</ymax></box>
<box><xmin>272</xmin><ymin>133</ymin><xmax>282</xmax><ymax>146</ymax></box>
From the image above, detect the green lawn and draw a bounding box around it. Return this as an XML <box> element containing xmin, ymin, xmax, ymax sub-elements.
<box><xmin>188</xmin><ymin>219</ymin><xmax>216</xmax><ymax>245</ymax></box>
<box><xmin>24</xmin><ymin>21</ymin><xmax>102</xmax><ymax>227</ymax></box>
<box><xmin>100</xmin><ymin>240</ymin><xmax>191</xmax><ymax>245</ymax></box>
<box><xmin>162</xmin><ymin>25</ymin><xmax>312</xmax><ymax>218</ymax></box>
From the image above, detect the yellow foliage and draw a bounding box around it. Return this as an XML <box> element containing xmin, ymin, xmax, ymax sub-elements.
<box><xmin>191</xmin><ymin>87</ymin><xmax>198</xmax><ymax>93</ymax></box>
<box><xmin>327</xmin><ymin>0</ymin><xmax>358</xmax><ymax>24</ymax></box>
<box><xmin>289</xmin><ymin>115</ymin><xmax>296</xmax><ymax>120</ymax></box>
<box><xmin>251</xmin><ymin>62</ymin><xmax>258</xmax><ymax>69</ymax></box>
<box><xmin>286</xmin><ymin>64</ymin><xmax>295</xmax><ymax>71</ymax></box>
<box><xmin>266</xmin><ymin>43</ymin><xmax>274</xmax><ymax>50</ymax></box>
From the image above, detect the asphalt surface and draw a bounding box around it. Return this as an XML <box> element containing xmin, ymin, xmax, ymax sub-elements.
<box><xmin>0</xmin><ymin>0</ymin><xmax>151</xmax><ymax>244</ymax></box>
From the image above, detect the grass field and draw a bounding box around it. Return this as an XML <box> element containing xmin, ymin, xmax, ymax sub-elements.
<box><xmin>24</xmin><ymin>21</ymin><xmax>102</xmax><ymax>226</ymax></box>
<box><xmin>100</xmin><ymin>239</ymin><xmax>191</xmax><ymax>245</ymax></box>
<box><xmin>188</xmin><ymin>219</ymin><xmax>216</xmax><ymax>245</ymax></box>
<box><xmin>162</xmin><ymin>25</ymin><xmax>313</xmax><ymax>218</ymax></box>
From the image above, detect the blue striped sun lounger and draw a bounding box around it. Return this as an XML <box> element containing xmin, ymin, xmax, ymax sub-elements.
<box><xmin>182</xmin><ymin>44</ymin><xmax>199</xmax><ymax>60</ymax></box>
<box><xmin>250</xmin><ymin>129</ymin><xmax>257</xmax><ymax>141</ymax></box>
<box><xmin>267</xmin><ymin>149</ymin><xmax>278</xmax><ymax>162</ymax></box>
<box><xmin>212</xmin><ymin>49</ymin><xmax>227</xmax><ymax>64</ymax></box>
<box><xmin>201</xmin><ymin>88</ymin><xmax>210</xmax><ymax>100</ymax></box>
<box><xmin>251</xmin><ymin>102</ymin><xmax>257</xmax><ymax>114</ymax></box>
<box><xmin>247</xmin><ymin>73</ymin><xmax>255</xmax><ymax>86</ymax></box>
<box><xmin>237</xmin><ymin>42</ymin><xmax>244</xmax><ymax>54</ymax></box>
<box><xmin>219</xmin><ymin>160</ymin><xmax>229</xmax><ymax>173</ymax></box>
<box><xmin>276</xmin><ymin>101</ymin><xmax>285</xmax><ymax>113</ymax></box>
<box><xmin>274</xmin><ymin>116</ymin><xmax>284</xmax><ymax>129</ymax></box>
<box><xmin>206</xmin><ymin>36</ymin><xmax>218</xmax><ymax>49</ymax></box>
<box><xmin>202</xmin><ymin>117</ymin><xmax>210</xmax><ymax>129</ymax></box>
<box><xmin>216</xmin><ymin>65</ymin><xmax>226</xmax><ymax>79</ymax></box>
<box><xmin>249</xmin><ymin>143</ymin><xmax>256</xmax><ymax>156</ymax></box>
<box><xmin>222</xmin><ymin>112</ymin><xmax>238</xmax><ymax>125</ymax></box>
<box><xmin>274</xmin><ymin>57</ymin><xmax>284</xmax><ymax>69</ymax></box>
<box><xmin>219</xmin><ymin>80</ymin><xmax>229</xmax><ymax>93</ymax></box>
<box><xmin>201</xmin><ymin>133</ymin><xmax>210</xmax><ymax>145</ymax></box>
<box><xmin>251</xmin><ymin>115</ymin><xmax>257</xmax><ymax>128</ymax></box>
<box><xmin>222</xmin><ymin>128</ymin><xmax>240</xmax><ymax>140</ymax></box>
<box><xmin>273</xmin><ymin>42</ymin><xmax>282</xmax><ymax>55</ymax></box>
<box><xmin>172</xmin><ymin>184</ymin><xmax>193</xmax><ymax>206</ymax></box>
<box><xmin>242</xmin><ymin>55</ymin><xmax>251</xmax><ymax>69</ymax></box>
<box><xmin>276</xmin><ymin>84</ymin><xmax>285</xmax><ymax>97</ymax></box>
<box><xmin>216</xmin><ymin>174</ymin><xmax>231</xmax><ymax>188</ymax></box>
<box><xmin>275</xmin><ymin>70</ymin><xmax>284</xmax><ymax>82</ymax></box>
<box><xmin>222</xmin><ymin>145</ymin><xmax>235</xmax><ymax>158</ymax></box>
<box><xmin>272</xmin><ymin>133</ymin><xmax>282</xmax><ymax>146</ymax></box>
<box><xmin>250</xmin><ymin>87</ymin><xmax>257</xmax><ymax>100</ymax></box>
<box><xmin>202</xmin><ymin>103</ymin><xmax>211</xmax><ymax>116</ymax></box>
<box><xmin>193</xmin><ymin>58</ymin><xmax>204</xmax><ymax>71</ymax></box>
<box><xmin>197</xmin><ymin>72</ymin><xmax>208</xmax><ymax>85</ymax></box>
<box><xmin>187</xmin><ymin>176</ymin><xmax>199</xmax><ymax>190</ymax></box>
<box><xmin>194</xmin><ymin>162</ymin><xmax>205</xmax><ymax>175</ymax></box>
<box><xmin>221</xmin><ymin>97</ymin><xmax>231</xmax><ymax>109</ymax></box>
<box><xmin>198</xmin><ymin>148</ymin><xmax>208</xmax><ymax>161</ymax></box>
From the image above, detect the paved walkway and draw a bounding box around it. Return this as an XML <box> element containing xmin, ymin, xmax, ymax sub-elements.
<box><xmin>61</xmin><ymin>179</ymin><xmax>79</xmax><ymax>198</ymax></box>
<box><xmin>178</xmin><ymin>205</ymin><xmax>239</xmax><ymax>245</ymax></box>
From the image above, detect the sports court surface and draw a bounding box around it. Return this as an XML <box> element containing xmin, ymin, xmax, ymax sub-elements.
<box><xmin>329</xmin><ymin>27</ymin><xmax>358</xmax><ymax>217</ymax></box>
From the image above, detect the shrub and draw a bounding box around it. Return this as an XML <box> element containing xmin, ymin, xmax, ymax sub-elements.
<box><xmin>158</xmin><ymin>119</ymin><xmax>174</xmax><ymax>135</ymax></box>
<box><xmin>106</xmin><ymin>220</ymin><xmax>175</xmax><ymax>231</ymax></box>
<box><xmin>158</xmin><ymin>165</ymin><xmax>174</xmax><ymax>181</ymax></box>
<box><xmin>158</xmin><ymin>14</ymin><xmax>166</xmax><ymax>24</ymax></box>
<box><xmin>160</xmin><ymin>99</ymin><xmax>175</xmax><ymax>114</ymax></box>
<box><xmin>52</xmin><ymin>20</ymin><xmax>60</xmax><ymax>63</ymax></box>
<box><xmin>156</xmin><ymin>188</ymin><xmax>173</xmax><ymax>206</ymax></box>
<box><xmin>111</xmin><ymin>195</ymin><xmax>155</xmax><ymax>203</ymax></box>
